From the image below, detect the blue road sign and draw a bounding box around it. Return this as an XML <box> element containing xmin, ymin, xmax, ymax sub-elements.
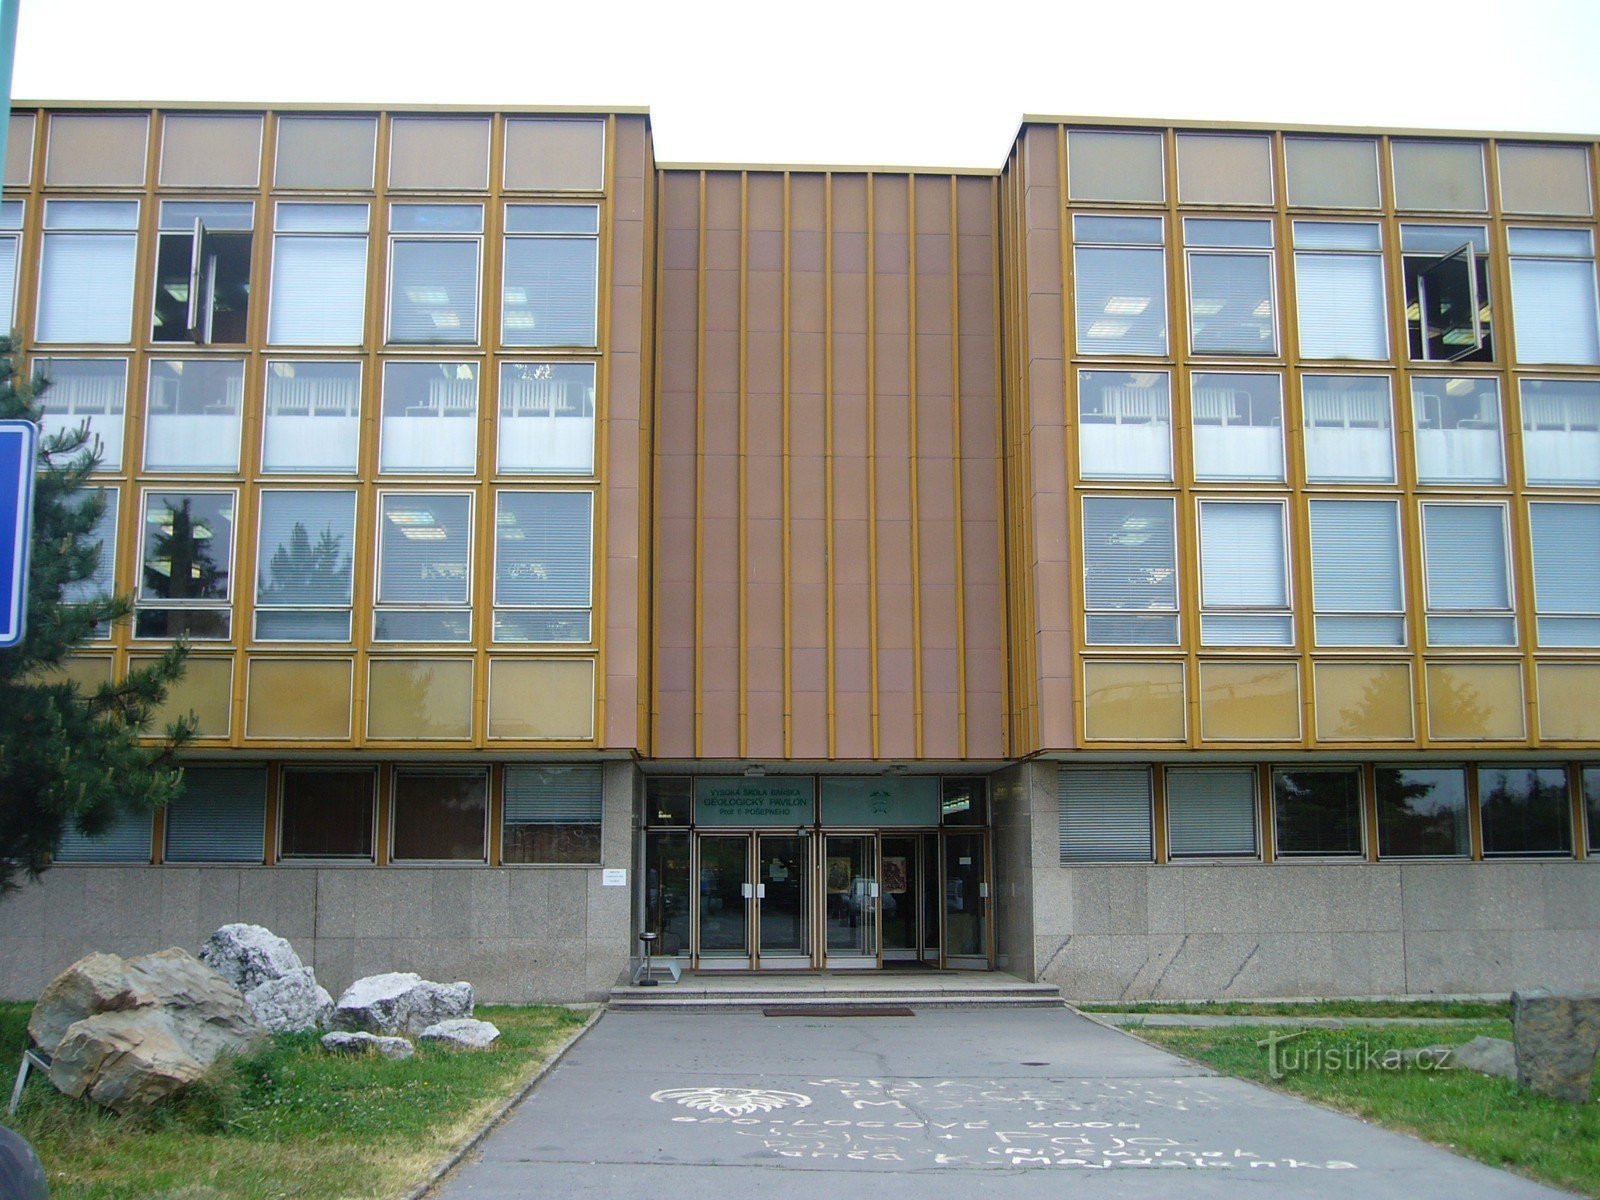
<box><xmin>0</xmin><ymin>419</ymin><xmax>38</xmax><ymax>649</ymax></box>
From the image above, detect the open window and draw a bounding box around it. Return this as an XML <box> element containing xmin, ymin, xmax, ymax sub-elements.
<box><xmin>1402</xmin><ymin>225</ymin><xmax>1491</xmax><ymax>362</ymax></box>
<box><xmin>153</xmin><ymin>202</ymin><xmax>254</xmax><ymax>344</ymax></box>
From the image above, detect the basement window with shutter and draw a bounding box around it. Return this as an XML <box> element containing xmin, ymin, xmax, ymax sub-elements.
<box><xmin>1164</xmin><ymin>768</ymin><xmax>1258</xmax><ymax>859</ymax></box>
<box><xmin>1421</xmin><ymin>502</ymin><xmax>1515</xmax><ymax>646</ymax></box>
<box><xmin>1529</xmin><ymin>501</ymin><xmax>1600</xmax><ymax>647</ymax></box>
<box><xmin>493</xmin><ymin>490</ymin><xmax>593</xmax><ymax>643</ymax></box>
<box><xmin>55</xmin><ymin>809</ymin><xmax>152</xmax><ymax>864</ymax></box>
<box><xmin>164</xmin><ymin>766</ymin><xmax>267</xmax><ymax>863</ymax></box>
<box><xmin>503</xmin><ymin>765</ymin><xmax>603</xmax><ymax>864</ymax></box>
<box><xmin>1273</xmin><ymin>768</ymin><xmax>1363</xmax><ymax>858</ymax></box>
<box><xmin>1309</xmin><ymin>499</ymin><xmax>1405</xmax><ymax>647</ymax></box>
<box><xmin>502</xmin><ymin>205</ymin><xmax>599</xmax><ymax>348</ymax></box>
<box><xmin>1059</xmin><ymin>767</ymin><xmax>1153</xmax><ymax>863</ymax></box>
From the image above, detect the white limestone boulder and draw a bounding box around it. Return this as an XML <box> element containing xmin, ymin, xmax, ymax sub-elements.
<box><xmin>321</xmin><ymin>1031</ymin><xmax>415</xmax><ymax>1060</ymax></box>
<box><xmin>246</xmin><ymin>967</ymin><xmax>334</xmax><ymax>1034</ymax></box>
<box><xmin>200</xmin><ymin>923</ymin><xmax>305</xmax><ymax>994</ymax></box>
<box><xmin>330</xmin><ymin>972</ymin><xmax>475</xmax><ymax>1037</ymax></box>
<box><xmin>419</xmin><ymin>1018</ymin><xmax>501</xmax><ymax>1050</ymax></box>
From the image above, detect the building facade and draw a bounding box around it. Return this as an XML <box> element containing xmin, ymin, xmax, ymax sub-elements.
<box><xmin>1</xmin><ymin>104</ymin><xmax>1596</xmax><ymax>1002</ymax></box>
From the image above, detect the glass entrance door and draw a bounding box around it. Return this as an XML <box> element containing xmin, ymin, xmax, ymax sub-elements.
<box><xmin>879</xmin><ymin>834</ymin><xmax>920</xmax><ymax>962</ymax></box>
<box><xmin>823</xmin><ymin>834</ymin><xmax>878</xmax><ymax>967</ymax></box>
<box><xmin>943</xmin><ymin>831</ymin><xmax>990</xmax><ymax>969</ymax></box>
<box><xmin>697</xmin><ymin>834</ymin><xmax>751</xmax><ymax>968</ymax></box>
<box><xmin>756</xmin><ymin>834</ymin><xmax>810</xmax><ymax>968</ymax></box>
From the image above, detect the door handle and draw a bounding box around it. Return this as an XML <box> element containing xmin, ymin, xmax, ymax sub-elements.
<box><xmin>741</xmin><ymin>882</ymin><xmax>753</xmax><ymax>899</ymax></box>
<box><xmin>979</xmin><ymin>882</ymin><xmax>990</xmax><ymax>899</ymax></box>
<box><xmin>757</xmin><ymin>884</ymin><xmax>767</xmax><ymax>899</ymax></box>
<box><xmin>870</xmin><ymin>882</ymin><xmax>879</xmax><ymax>899</ymax></box>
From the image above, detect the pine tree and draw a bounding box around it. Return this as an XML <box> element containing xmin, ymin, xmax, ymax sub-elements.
<box><xmin>0</xmin><ymin>339</ymin><xmax>194</xmax><ymax>895</ymax></box>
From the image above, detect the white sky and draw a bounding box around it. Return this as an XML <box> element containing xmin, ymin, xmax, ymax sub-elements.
<box><xmin>14</xmin><ymin>0</ymin><xmax>1600</xmax><ymax>169</ymax></box>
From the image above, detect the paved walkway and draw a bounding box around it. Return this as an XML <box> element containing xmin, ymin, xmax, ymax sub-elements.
<box><xmin>1087</xmin><ymin>1011</ymin><xmax>1483</xmax><ymax>1028</ymax></box>
<box><xmin>433</xmin><ymin>1007</ymin><xmax>1570</xmax><ymax>1199</ymax></box>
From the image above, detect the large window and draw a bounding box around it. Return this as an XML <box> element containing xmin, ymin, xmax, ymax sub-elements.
<box><xmin>391</xmin><ymin>770</ymin><xmax>487</xmax><ymax>862</ymax></box>
<box><xmin>1198</xmin><ymin>500</ymin><xmax>1292</xmax><ymax>646</ymax></box>
<box><xmin>35</xmin><ymin>358</ymin><xmax>127</xmax><ymax>470</ymax></box>
<box><xmin>499</xmin><ymin>361</ymin><xmax>596</xmax><ymax>474</ymax></box>
<box><xmin>1293</xmin><ymin>221</ymin><xmax>1388</xmax><ymax>361</ymax></box>
<box><xmin>1520</xmin><ymin>378</ymin><xmax>1600</xmax><ymax>486</ymax></box>
<box><xmin>279</xmin><ymin>768</ymin><xmax>375</xmax><ymax>860</ymax></box>
<box><xmin>1400</xmin><ymin>225</ymin><xmax>1491</xmax><ymax>362</ymax></box>
<box><xmin>55</xmin><ymin>809</ymin><xmax>151</xmax><ymax>864</ymax></box>
<box><xmin>1301</xmin><ymin>374</ymin><xmax>1395</xmax><ymax>483</ymax></box>
<box><xmin>261</xmin><ymin>361</ymin><xmax>363</xmax><ymax>474</ymax></box>
<box><xmin>151</xmin><ymin>201</ymin><xmax>253</xmax><ymax>344</ymax></box>
<box><xmin>0</xmin><ymin>201</ymin><xmax>20</xmax><ymax>334</ymax></box>
<box><xmin>144</xmin><ymin>359</ymin><xmax>244</xmax><ymax>473</ymax></box>
<box><xmin>388</xmin><ymin>204</ymin><xmax>482</xmax><ymax>344</ymax></box>
<box><xmin>1529</xmin><ymin>502</ymin><xmax>1600</xmax><ymax>647</ymax></box>
<box><xmin>1191</xmin><ymin>372</ymin><xmax>1284</xmax><ymax>481</ymax></box>
<box><xmin>1073</xmin><ymin>215</ymin><xmax>1168</xmax><ymax>356</ymax></box>
<box><xmin>1585</xmin><ymin>767</ymin><xmax>1600</xmax><ymax>856</ymax></box>
<box><xmin>268</xmin><ymin>202</ymin><xmax>369</xmax><ymax>346</ymax></box>
<box><xmin>136</xmin><ymin>490</ymin><xmax>235</xmax><ymax>640</ymax></box>
<box><xmin>1479</xmin><ymin>766</ymin><xmax>1572</xmax><ymax>857</ymax></box>
<box><xmin>1509</xmin><ymin>227</ymin><xmax>1600</xmax><ymax>365</ymax></box>
<box><xmin>1077</xmin><ymin>370</ymin><xmax>1171</xmax><ymax>481</ymax></box>
<box><xmin>1376</xmin><ymin>767</ymin><xmax>1469</xmax><ymax>858</ymax></box>
<box><xmin>1165</xmin><ymin>768</ymin><xmax>1258</xmax><ymax>859</ymax></box>
<box><xmin>375</xmin><ymin>492</ymin><xmax>472</xmax><ymax>642</ymax></box>
<box><xmin>1184</xmin><ymin>218</ymin><xmax>1276</xmax><ymax>356</ymax></box>
<box><xmin>164</xmin><ymin>766</ymin><xmax>267</xmax><ymax>864</ymax></box>
<box><xmin>1421</xmin><ymin>502</ymin><xmax>1515</xmax><ymax>646</ymax></box>
<box><xmin>1273</xmin><ymin>768</ymin><xmax>1363</xmax><ymax>858</ymax></box>
<box><xmin>502</xmin><ymin>205</ymin><xmax>600</xmax><ymax>347</ymax></box>
<box><xmin>1412</xmin><ymin>376</ymin><xmax>1504</xmax><ymax>485</ymax></box>
<box><xmin>493</xmin><ymin>490</ymin><xmax>594</xmax><ymax>643</ymax></box>
<box><xmin>380</xmin><ymin>361</ymin><xmax>479</xmax><ymax>474</ymax></box>
<box><xmin>1082</xmin><ymin>496</ymin><xmax>1178</xmax><ymax>645</ymax></box>
<box><xmin>503</xmin><ymin>765</ymin><xmax>603</xmax><ymax>864</ymax></box>
<box><xmin>1309</xmin><ymin>499</ymin><xmax>1404</xmax><ymax>646</ymax></box>
<box><xmin>37</xmin><ymin>200</ymin><xmax>139</xmax><ymax>344</ymax></box>
<box><xmin>1059</xmin><ymin>767</ymin><xmax>1152</xmax><ymax>863</ymax></box>
<box><xmin>254</xmin><ymin>490</ymin><xmax>357</xmax><ymax>641</ymax></box>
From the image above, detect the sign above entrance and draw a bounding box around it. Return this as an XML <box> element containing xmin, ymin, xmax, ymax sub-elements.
<box><xmin>694</xmin><ymin>777</ymin><xmax>816</xmax><ymax>827</ymax></box>
<box><xmin>821</xmin><ymin>777</ymin><xmax>940</xmax><ymax>827</ymax></box>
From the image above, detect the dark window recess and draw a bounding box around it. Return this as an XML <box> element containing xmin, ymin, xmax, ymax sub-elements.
<box><xmin>1479</xmin><ymin>767</ymin><xmax>1571</xmax><ymax>857</ymax></box>
<box><xmin>503</xmin><ymin>822</ymin><xmax>601</xmax><ymax>864</ymax></box>
<box><xmin>645</xmin><ymin>777</ymin><xmax>692</xmax><ymax>826</ymax></box>
<box><xmin>153</xmin><ymin>223</ymin><xmax>252</xmax><ymax>344</ymax></box>
<box><xmin>1404</xmin><ymin>245</ymin><xmax>1491</xmax><ymax>362</ymax></box>
<box><xmin>941</xmin><ymin>778</ymin><xmax>988</xmax><ymax>826</ymax></box>
<box><xmin>1274</xmin><ymin>769</ymin><xmax>1363</xmax><ymax>857</ymax></box>
<box><xmin>279</xmin><ymin>769</ymin><xmax>375</xmax><ymax>859</ymax></box>
<box><xmin>392</xmin><ymin>772</ymin><xmax>487</xmax><ymax>861</ymax></box>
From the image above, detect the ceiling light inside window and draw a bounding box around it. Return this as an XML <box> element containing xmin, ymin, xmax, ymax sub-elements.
<box><xmin>1103</xmin><ymin>296</ymin><xmax>1149</xmax><ymax>315</ymax></box>
<box><xmin>1087</xmin><ymin>320</ymin><xmax>1129</xmax><ymax>338</ymax></box>
<box><xmin>1192</xmin><ymin>300</ymin><xmax>1224</xmax><ymax>316</ymax></box>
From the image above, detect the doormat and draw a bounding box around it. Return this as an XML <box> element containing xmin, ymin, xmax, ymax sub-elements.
<box><xmin>762</xmin><ymin>1005</ymin><xmax>915</xmax><ymax>1017</ymax></box>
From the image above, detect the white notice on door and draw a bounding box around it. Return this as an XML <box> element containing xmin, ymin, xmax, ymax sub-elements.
<box><xmin>602</xmin><ymin>868</ymin><xmax>628</xmax><ymax>887</ymax></box>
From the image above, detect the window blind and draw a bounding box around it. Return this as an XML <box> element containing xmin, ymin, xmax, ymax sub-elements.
<box><xmin>1074</xmin><ymin>246</ymin><xmax>1168</xmax><ymax>355</ymax></box>
<box><xmin>56</xmin><ymin>809</ymin><xmax>151</xmax><ymax>863</ymax></box>
<box><xmin>62</xmin><ymin>489</ymin><xmax>118</xmax><ymax>606</ymax></box>
<box><xmin>1165</xmin><ymin>769</ymin><xmax>1257</xmax><ymax>858</ymax></box>
<box><xmin>164</xmin><ymin>766</ymin><xmax>267</xmax><ymax>863</ymax></box>
<box><xmin>269</xmin><ymin>236</ymin><xmax>368</xmax><ymax>345</ymax></box>
<box><xmin>1082</xmin><ymin>496</ymin><xmax>1178</xmax><ymax>644</ymax></box>
<box><xmin>495</xmin><ymin>491</ymin><xmax>593</xmax><ymax>607</ymax></box>
<box><xmin>1188</xmin><ymin>253</ymin><xmax>1275</xmax><ymax>355</ymax></box>
<box><xmin>504</xmin><ymin>765</ymin><xmax>603</xmax><ymax>823</ymax></box>
<box><xmin>378</xmin><ymin>494</ymin><xmax>471</xmax><ymax>604</ymax></box>
<box><xmin>0</xmin><ymin>235</ymin><xmax>16</xmax><ymax>331</ymax></box>
<box><xmin>502</xmin><ymin>237</ymin><xmax>599</xmax><ymax>347</ymax></box>
<box><xmin>1294</xmin><ymin>252</ymin><xmax>1387</xmax><ymax>360</ymax></box>
<box><xmin>1310</xmin><ymin>500</ymin><xmax>1402</xmax><ymax>612</ymax></box>
<box><xmin>1510</xmin><ymin>258</ymin><xmax>1600</xmax><ymax>365</ymax></box>
<box><xmin>1423</xmin><ymin>504</ymin><xmax>1509</xmax><ymax>609</ymax></box>
<box><xmin>389</xmin><ymin>240</ymin><xmax>479</xmax><ymax>344</ymax></box>
<box><xmin>1530</xmin><ymin>502</ymin><xmax>1600</xmax><ymax>645</ymax></box>
<box><xmin>1201</xmin><ymin>502</ymin><xmax>1286</xmax><ymax>606</ymax></box>
<box><xmin>256</xmin><ymin>490</ymin><xmax>357</xmax><ymax>607</ymax></box>
<box><xmin>1059</xmin><ymin>768</ymin><xmax>1153</xmax><ymax>863</ymax></box>
<box><xmin>37</xmin><ymin>233</ymin><xmax>137</xmax><ymax>343</ymax></box>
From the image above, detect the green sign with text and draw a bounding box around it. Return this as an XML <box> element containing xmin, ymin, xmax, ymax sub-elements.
<box><xmin>694</xmin><ymin>777</ymin><xmax>817</xmax><ymax>827</ymax></box>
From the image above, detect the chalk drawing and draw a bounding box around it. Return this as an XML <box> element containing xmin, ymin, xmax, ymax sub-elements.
<box><xmin>650</xmin><ymin>1087</ymin><xmax>813</xmax><ymax>1115</ymax></box>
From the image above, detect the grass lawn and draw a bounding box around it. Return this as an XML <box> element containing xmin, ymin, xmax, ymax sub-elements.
<box><xmin>1074</xmin><ymin>998</ymin><xmax>1510</xmax><ymax>1021</ymax></box>
<box><xmin>1</xmin><ymin>1000</ymin><xmax>591</xmax><ymax>1200</ymax></box>
<box><xmin>1132</xmin><ymin>1019</ymin><xmax>1600</xmax><ymax>1198</ymax></box>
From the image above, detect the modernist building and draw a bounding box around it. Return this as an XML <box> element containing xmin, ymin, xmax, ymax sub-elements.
<box><xmin>1</xmin><ymin>103</ymin><xmax>1597</xmax><ymax>1002</ymax></box>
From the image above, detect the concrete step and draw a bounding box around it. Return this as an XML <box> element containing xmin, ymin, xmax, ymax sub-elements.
<box><xmin>608</xmin><ymin>977</ymin><xmax>1065</xmax><ymax>1012</ymax></box>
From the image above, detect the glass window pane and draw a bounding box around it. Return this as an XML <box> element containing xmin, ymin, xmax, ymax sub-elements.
<box><xmin>62</xmin><ymin>487</ymin><xmax>118</xmax><ymax>613</ymax></box>
<box><xmin>504</xmin><ymin>121</ymin><xmax>606</xmax><ymax>192</ymax></box>
<box><xmin>1511</xmin><ymin>256</ymin><xmax>1600</xmax><ymax>365</ymax></box>
<box><xmin>275</xmin><ymin>203</ymin><xmax>369</xmax><ymax>233</ymax></box>
<box><xmin>494</xmin><ymin>491</ymin><xmax>593</xmax><ymax>607</ymax></box>
<box><xmin>56</xmin><ymin>808</ymin><xmax>150</xmax><ymax>863</ymax></box>
<box><xmin>1075</xmin><ymin>215</ymin><xmax>1164</xmax><ymax>245</ymax></box>
<box><xmin>139</xmin><ymin>491</ymin><xmax>235</xmax><ymax>605</ymax></box>
<box><xmin>268</xmin><ymin>234</ymin><xmax>368</xmax><ymax>345</ymax></box>
<box><xmin>44</xmin><ymin>199</ymin><xmax>139</xmax><ymax>230</ymax></box>
<box><xmin>144</xmin><ymin>360</ymin><xmax>244</xmax><ymax>472</ymax></box>
<box><xmin>377</xmin><ymin>492</ymin><xmax>472</xmax><ymax>605</ymax></box>
<box><xmin>503</xmin><ymin>765</ymin><xmax>602</xmax><ymax>864</ymax></box>
<box><xmin>275</xmin><ymin>116</ymin><xmax>377</xmax><ymax>190</ymax></box>
<box><xmin>390</xmin><ymin>204</ymin><xmax>483</xmax><ymax>234</ymax></box>
<box><xmin>1059</xmin><ymin>768</ymin><xmax>1152</xmax><ymax>863</ymax></box>
<box><xmin>1295</xmin><ymin>250</ymin><xmax>1388</xmax><ymax>359</ymax></box>
<box><xmin>392</xmin><ymin>771</ymin><xmax>486</xmax><ymax>862</ymax></box>
<box><xmin>255</xmin><ymin>491</ymin><xmax>356</xmax><ymax>641</ymax></box>
<box><xmin>380</xmin><ymin>362</ymin><xmax>479</xmax><ymax>473</ymax></box>
<box><xmin>159</xmin><ymin>201</ymin><xmax>254</xmax><ymax>231</ymax></box>
<box><xmin>1190</xmin><ymin>373</ymin><xmax>1284</xmax><ymax>481</ymax></box>
<box><xmin>1531</xmin><ymin>502</ymin><xmax>1600</xmax><ymax>648</ymax></box>
<box><xmin>1200</xmin><ymin>501</ymin><xmax>1286</xmax><ymax>607</ymax></box>
<box><xmin>1376</xmin><ymin>768</ymin><xmax>1469</xmax><ymax>857</ymax></box>
<box><xmin>1177</xmin><ymin>134</ymin><xmax>1273</xmax><ymax>205</ymax></box>
<box><xmin>1078</xmin><ymin>370</ymin><xmax>1171</xmax><ymax>480</ymax></box>
<box><xmin>498</xmin><ymin>362</ymin><xmax>596</xmax><ymax>473</ymax></box>
<box><xmin>1585</xmin><ymin>768</ymin><xmax>1600</xmax><ymax>855</ymax></box>
<box><xmin>1188</xmin><ymin>253</ymin><xmax>1276</xmax><ymax>355</ymax></box>
<box><xmin>36</xmin><ymin>358</ymin><xmax>127</xmax><ymax>470</ymax></box>
<box><xmin>1521</xmin><ymin>378</ymin><xmax>1600</xmax><ymax>485</ymax></box>
<box><xmin>1074</xmin><ymin>246</ymin><xmax>1168</xmax><ymax>355</ymax></box>
<box><xmin>389</xmin><ymin>240</ymin><xmax>480</xmax><ymax>344</ymax></box>
<box><xmin>1067</xmin><ymin>130</ymin><xmax>1164</xmax><ymax>203</ymax></box>
<box><xmin>1392</xmin><ymin>141</ymin><xmax>1487</xmax><ymax>212</ymax></box>
<box><xmin>37</xmin><ymin>231</ymin><xmax>137</xmax><ymax>343</ymax></box>
<box><xmin>1509</xmin><ymin>227</ymin><xmax>1593</xmax><ymax>257</ymax></box>
<box><xmin>279</xmin><ymin>769</ymin><xmax>374</xmax><ymax>859</ymax></box>
<box><xmin>1411</xmin><ymin>376</ymin><xmax>1504</xmax><ymax>484</ymax></box>
<box><xmin>1166</xmin><ymin>768</ymin><xmax>1257</xmax><ymax>858</ymax></box>
<box><xmin>1274</xmin><ymin>769</ymin><xmax>1363</xmax><ymax>857</ymax></box>
<box><xmin>262</xmin><ymin>361</ymin><xmax>363</xmax><ymax>474</ymax></box>
<box><xmin>1423</xmin><ymin>504</ymin><xmax>1510</xmax><ymax>610</ymax></box>
<box><xmin>0</xmin><ymin>233</ymin><xmax>17</xmax><ymax>333</ymax></box>
<box><xmin>1285</xmin><ymin>137</ymin><xmax>1380</xmax><ymax>209</ymax></box>
<box><xmin>505</xmin><ymin>205</ymin><xmax>600</xmax><ymax>235</ymax></box>
<box><xmin>1479</xmin><ymin>767</ymin><xmax>1572</xmax><ymax>856</ymax></box>
<box><xmin>502</xmin><ymin>236</ymin><xmax>599</xmax><ymax>346</ymax></box>
<box><xmin>1302</xmin><ymin>374</ymin><xmax>1395</xmax><ymax>483</ymax></box>
<box><xmin>1082</xmin><ymin>496</ymin><xmax>1178</xmax><ymax>646</ymax></box>
<box><xmin>1309</xmin><ymin>499</ymin><xmax>1404</xmax><ymax>646</ymax></box>
<box><xmin>1294</xmin><ymin>221</ymin><xmax>1382</xmax><ymax>251</ymax></box>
